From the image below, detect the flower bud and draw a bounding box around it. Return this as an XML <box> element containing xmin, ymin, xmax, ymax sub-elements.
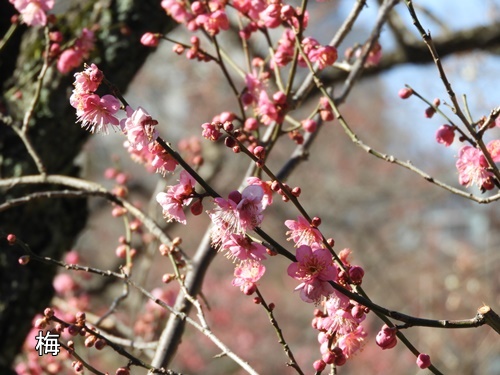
<box><xmin>416</xmin><ymin>353</ymin><xmax>431</xmax><ymax>369</ymax></box>
<box><xmin>398</xmin><ymin>88</ymin><xmax>413</xmax><ymax>99</ymax></box>
<box><xmin>348</xmin><ymin>265</ymin><xmax>365</xmax><ymax>285</ymax></box>
<box><xmin>376</xmin><ymin>324</ymin><xmax>398</xmax><ymax>350</ymax></box>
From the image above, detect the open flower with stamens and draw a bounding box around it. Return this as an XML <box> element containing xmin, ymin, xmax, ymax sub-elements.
<box><xmin>232</xmin><ymin>260</ymin><xmax>265</xmax><ymax>295</ymax></box>
<box><xmin>71</xmin><ymin>93</ymin><xmax>121</xmax><ymax>134</ymax></box>
<box><xmin>207</xmin><ymin>185</ymin><xmax>265</xmax><ymax>246</ymax></box>
<box><xmin>156</xmin><ymin>170</ymin><xmax>196</xmax><ymax>224</ymax></box>
<box><xmin>285</xmin><ymin>216</ymin><xmax>323</xmax><ymax>247</ymax></box>
<box><xmin>121</xmin><ymin>106</ymin><xmax>159</xmax><ymax>151</ymax></box>
<box><xmin>221</xmin><ymin>234</ymin><xmax>267</xmax><ymax>261</ymax></box>
<box><xmin>456</xmin><ymin>146</ymin><xmax>495</xmax><ymax>190</ymax></box>
<box><xmin>287</xmin><ymin>245</ymin><xmax>337</xmax><ymax>303</ymax></box>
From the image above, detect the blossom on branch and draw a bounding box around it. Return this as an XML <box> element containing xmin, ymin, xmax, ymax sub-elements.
<box><xmin>287</xmin><ymin>245</ymin><xmax>337</xmax><ymax>303</ymax></box>
<box><xmin>156</xmin><ymin>170</ymin><xmax>196</xmax><ymax>224</ymax></box>
<box><xmin>456</xmin><ymin>145</ymin><xmax>495</xmax><ymax>190</ymax></box>
<box><xmin>285</xmin><ymin>216</ymin><xmax>323</xmax><ymax>247</ymax></box>
<box><xmin>9</xmin><ymin>0</ymin><xmax>54</xmax><ymax>26</ymax></box>
<box><xmin>232</xmin><ymin>260</ymin><xmax>266</xmax><ymax>295</ymax></box>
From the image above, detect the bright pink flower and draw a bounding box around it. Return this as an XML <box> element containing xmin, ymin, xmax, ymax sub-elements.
<box><xmin>302</xmin><ymin>119</ymin><xmax>317</xmax><ymax>133</ymax></box>
<box><xmin>72</xmin><ymin>93</ymin><xmax>121</xmax><ymax>134</ymax></box>
<box><xmin>57</xmin><ymin>49</ymin><xmax>84</xmax><ymax>74</ymax></box>
<box><xmin>257</xmin><ymin>91</ymin><xmax>279</xmax><ymax>125</ymax></box>
<box><xmin>161</xmin><ymin>0</ymin><xmax>194</xmax><ymax>24</ymax></box>
<box><xmin>10</xmin><ymin>0</ymin><xmax>54</xmax><ymax>26</ymax></box>
<box><xmin>121</xmin><ymin>106</ymin><xmax>158</xmax><ymax>151</ymax></box>
<box><xmin>73</xmin><ymin>63</ymin><xmax>103</xmax><ymax>93</ymax></box>
<box><xmin>222</xmin><ymin>234</ymin><xmax>267</xmax><ymax>261</ymax></box>
<box><xmin>285</xmin><ymin>216</ymin><xmax>323</xmax><ymax>247</ymax></box>
<box><xmin>308</xmin><ymin>45</ymin><xmax>338</xmax><ymax>70</ymax></box>
<box><xmin>201</xmin><ymin>122</ymin><xmax>222</xmax><ymax>141</ymax></box>
<box><xmin>416</xmin><ymin>353</ymin><xmax>431</xmax><ymax>369</ymax></box>
<box><xmin>156</xmin><ymin>170</ymin><xmax>196</xmax><ymax>224</ymax></box>
<box><xmin>261</xmin><ymin>3</ymin><xmax>281</xmax><ymax>28</ymax></box>
<box><xmin>376</xmin><ymin>324</ymin><xmax>397</xmax><ymax>350</ymax></box>
<box><xmin>435</xmin><ymin>124</ymin><xmax>455</xmax><ymax>146</ymax></box>
<box><xmin>57</xmin><ymin>28</ymin><xmax>95</xmax><ymax>74</ymax></box>
<box><xmin>456</xmin><ymin>146</ymin><xmax>494</xmax><ymax>190</ymax></box>
<box><xmin>287</xmin><ymin>245</ymin><xmax>337</xmax><ymax>303</ymax></box>
<box><xmin>195</xmin><ymin>10</ymin><xmax>229</xmax><ymax>35</ymax></box>
<box><xmin>232</xmin><ymin>260</ymin><xmax>265</xmax><ymax>294</ymax></box>
<box><xmin>140</xmin><ymin>32</ymin><xmax>160</xmax><ymax>47</ymax></box>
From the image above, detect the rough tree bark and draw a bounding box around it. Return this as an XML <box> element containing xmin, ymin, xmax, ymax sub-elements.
<box><xmin>0</xmin><ymin>0</ymin><xmax>173</xmax><ymax>371</ymax></box>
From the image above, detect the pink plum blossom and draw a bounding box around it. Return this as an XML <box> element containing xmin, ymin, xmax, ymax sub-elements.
<box><xmin>9</xmin><ymin>0</ymin><xmax>54</xmax><ymax>27</ymax></box>
<box><xmin>208</xmin><ymin>185</ymin><xmax>266</xmax><ymax>246</ymax></box>
<box><xmin>487</xmin><ymin>139</ymin><xmax>500</xmax><ymax>162</ymax></box>
<box><xmin>73</xmin><ymin>63</ymin><xmax>103</xmax><ymax>93</ymax></box>
<box><xmin>232</xmin><ymin>260</ymin><xmax>265</xmax><ymax>295</ymax></box>
<box><xmin>156</xmin><ymin>170</ymin><xmax>196</xmax><ymax>224</ymax></box>
<box><xmin>120</xmin><ymin>106</ymin><xmax>159</xmax><ymax>151</ymax></box>
<box><xmin>57</xmin><ymin>28</ymin><xmax>95</xmax><ymax>74</ymax></box>
<box><xmin>456</xmin><ymin>145</ymin><xmax>494</xmax><ymax>190</ymax></box>
<box><xmin>71</xmin><ymin>93</ymin><xmax>121</xmax><ymax>134</ymax></box>
<box><xmin>246</xmin><ymin>177</ymin><xmax>273</xmax><ymax>208</ymax></box>
<box><xmin>285</xmin><ymin>216</ymin><xmax>323</xmax><ymax>247</ymax></box>
<box><xmin>221</xmin><ymin>234</ymin><xmax>267</xmax><ymax>261</ymax></box>
<box><xmin>337</xmin><ymin>325</ymin><xmax>366</xmax><ymax>358</ymax></box>
<box><xmin>287</xmin><ymin>245</ymin><xmax>337</xmax><ymax>303</ymax></box>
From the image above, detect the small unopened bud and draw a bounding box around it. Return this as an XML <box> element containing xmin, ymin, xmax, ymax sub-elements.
<box><xmin>223</xmin><ymin>121</ymin><xmax>234</xmax><ymax>132</ymax></box>
<box><xmin>162</xmin><ymin>273</ymin><xmax>175</xmax><ymax>283</ymax></box>
<box><xmin>159</xmin><ymin>244</ymin><xmax>171</xmax><ymax>256</ymax></box>
<box><xmin>313</xmin><ymin>359</ymin><xmax>326</xmax><ymax>372</ymax></box>
<box><xmin>253</xmin><ymin>145</ymin><xmax>265</xmax><ymax>159</ymax></box>
<box><xmin>311</xmin><ymin>217</ymin><xmax>321</xmax><ymax>227</ymax></box>
<box><xmin>232</xmin><ymin>145</ymin><xmax>240</xmax><ymax>153</ymax></box>
<box><xmin>424</xmin><ymin>107</ymin><xmax>435</xmax><ymax>118</ymax></box>
<box><xmin>35</xmin><ymin>318</ymin><xmax>47</xmax><ymax>329</ymax></box>
<box><xmin>327</xmin><ymin>238</ymin><xmax>335</xmax><ymax>247</ymax></box>
<box><xmin>348</xmin><ymin>265</ymin><xmax>365</xmax><ymax>285</ymax></box>
<box><xmin>85</xmin><ymin>335</ymin><xmax>97</xmax><ymax>347</ymax></box>
<box><xmin>291</xmin><ymin>187</ymin><xmax>301</xmax><ymax>197</ymax></box>
<box><xmin>18</xmin><ymin>255</ymin><xmax>30</xmax><ymax>265</ymax></box>
<box><xmin>433</xmin><ymin>98</ymin><xmax>441</xmax><ymax>106</ymax></box>
<box><xmin>73</xmin><ymin>361</ymin><xmax>84</xmax><ymax>373</ymax></box>
<box><xmin>253</xmin><ymin>297</ymin><xmax>261</xmax><ymax>304</ymax></box>
<box><xmin>268</xmin><ymin>302</ymin><xmax>275</xmax><ymax>311</ymax></box>
<box><xmin>94</xmin><ymin>338</ymin><xmax>106</xmax><ymax>350</ymax></box>
<box><xmin>376</xmin><ymin>324</ymin><xmax>398</xmax><ymax>350</ymax></box>
<box><xmin>116</xmin><ymin>368</ymin><xmax>130</xmax><ymax>375</ymax></box>
<box><xmin>44</xmin><ymin>308</ymin><xmax>54</xmax><ymax>318</ymax></box>
<box><xmin>416</xmin><ymin>353</ymin><xmax>431</xmax><ymax>369</ymax></box>
<box><xmin>172</xmin><ymin>237</ymin><xmax>182</xmax><ymax>246</ymax></box>
<box><xmin>398</xmin><ymin>87</ymin><xmax>413</xmax><ymax>99</ymax></box>
<box><xmin>190</xmin><ymin>200</ymin><xmax>204</xmax><ymax>216</ymax></box>
<box><xmin>7</xmin><ymin>233</ymin><xmax>16</xmax><ymax>244</ymax></box>
<box><xmin>224</xmin><ymin>137</ymin><xmax>236</xmax><ymax>148</ymax></box>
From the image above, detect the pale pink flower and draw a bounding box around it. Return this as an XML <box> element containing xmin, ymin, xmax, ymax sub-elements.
<box><xmin>150</xmin><ymin>143</ymin><xmax>179</xmax><ymax>174</ymax></box>
<box><xmin>232</xmin><ymin>260</ymin><xmax>265</xmax><ymax>294</ymax></box>
<box><xmin>287</xmin><ymin>245</ymin><xmax>337</xmax><ymax>302</ymax></box>
<box><xmin>156</xmin><ymin>171</ymin><xmax>196</xmax><ymax>224</ymax></box>
<box><xmin>208</xmin><ymin>185</ymin><xmax>266</xmax><ymax>246</ymax></box>
<box><xmin>337</xmin><ymin>326</ymin><xmax>366</xmax><ymax>358</ymax></box>
<box><xmin>221</xmin><ymin>234</ymin><xmax>267</xmax><ymax>261</ymax></box>
<box><xmin>246</xmin><ymin>177</ymin><xmax>273</xmax><ymax>208</ymax></box>
<box><xmin>10</xmin><ymin>0</ymin><xmax>54</xmax><ymax>26</ymax></box>
<box><xmin>435</xmin><ymin>124</ymin><xmax>455</xmax><ymax>146</ymax></box>
<box><xmin>121</xmin><ymin>106</ymin><xmax>158</xmax><ymax>151</ymax></box>
<box><xmin>487</xmin><ymin>139</ymin><xmax>500</xmax><ymax>162</ymax></box>
<box><xmin>285</xmin><ymin>216</ymin><xmax>323</xmax><ymax>247</ymax></box>
<box><xmin>72</xmin><ymin>94</ymin><xmax>121</xmax><ymax>134</ymax></box>
<box><xmin>456</xmin><ymin>145</ymin><xmax>494</xmax><ymax>190</ymax></box>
